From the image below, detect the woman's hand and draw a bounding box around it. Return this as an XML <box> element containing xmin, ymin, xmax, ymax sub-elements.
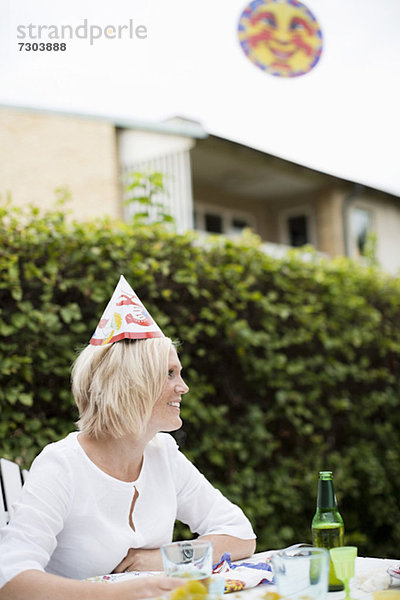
<box><xmin>113</xmin><ymin>548</ymin><xmax>163</xmax><ymax>573</ymax></box>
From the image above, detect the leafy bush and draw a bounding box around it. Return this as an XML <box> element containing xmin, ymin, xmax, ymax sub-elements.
<box><xmin>1</xmin><ymin>201</ymin><xmax>400</xmax><ymax>558</ymax></box>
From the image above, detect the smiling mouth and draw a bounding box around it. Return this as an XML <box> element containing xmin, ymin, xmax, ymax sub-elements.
<box><xmin>167</xmin><ymin>402</ymin><xmax>181</xmax><ymax>408</ymax></box>
<box><xmin>269</xmin><ymin>47</ymin><xmax>297</xmax><ymax>59</ymax></box>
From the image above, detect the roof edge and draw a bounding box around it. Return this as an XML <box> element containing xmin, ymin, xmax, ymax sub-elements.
<box><xmin>0</xmin><ymin>103</ymin><xmax>208</xmax><ymax>139</ymax></box>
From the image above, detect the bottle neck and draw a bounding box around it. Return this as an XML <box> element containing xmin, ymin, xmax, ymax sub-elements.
<box><xmin>316</xmin><ymin>479</ymin><xmax>338</xmax><ymax>509</ymax></box>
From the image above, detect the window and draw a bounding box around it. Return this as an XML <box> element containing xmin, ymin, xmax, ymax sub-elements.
<box><xmin>231</xmin><ymin>218</ymin><xmax>249</xmax><ymax>235</ymax></box>
<box><xmin>349</xmin><ymin>207</ymin><xmax>372</xmax><ymax>257</ymax></box>
<box><xmin>278</xmin><ymin>205</ymin><xmax>317</xmax><ymax>247</ymax></box>
<box><xmin>288</xmin><ymin>215</ymin><xmax>308</xmax><ymax>247</ymax></box>
<box><xmin>194</xmin><ymin>203</ymin><xmax>256</xmax><ymax>236</ymax></box>
<box><xmin>204</xmin><ymin>213</ymin><xmax>223</xmax><ymax>233</ymax></box>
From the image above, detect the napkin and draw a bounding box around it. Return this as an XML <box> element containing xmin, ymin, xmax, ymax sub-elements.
<box><xmin>388</xmin><ymin>565</ymin><xmax>400</xmax><ymax>580</ymax></box>
<box><xmin>353</xmin><ymin>568</ymin><xmax>392</xmax><ymax>592</ymax></box>
<box><xmin>212</xmin><ymin>552</ymin><xmax>274</xmax><ymax>592</ymax></box>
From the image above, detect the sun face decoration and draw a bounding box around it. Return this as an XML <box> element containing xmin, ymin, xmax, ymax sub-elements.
<box><xmin>238</xmin><ymin>0</ymin><xmax>323</xmax><ymax>77</ymax></box>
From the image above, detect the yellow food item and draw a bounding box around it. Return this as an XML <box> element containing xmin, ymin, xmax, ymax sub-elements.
<box><xmin>169</xmin><ymin>580</ymin><xmax>208</xmax><ymax>600</ymax></box>
<box><xmin>373</xmin><ymin>592</ymin><xmax>400</xmax><ymax>600</ymax></box>
<box><xmin>261</xmin><ymin>593</ymin><xmax>283</xmax><ymax>600</ymax></box>
<box><xmin>224</xmin><ymin>578</ymin><xmax>245</xmax><ymax>592</ymax></box>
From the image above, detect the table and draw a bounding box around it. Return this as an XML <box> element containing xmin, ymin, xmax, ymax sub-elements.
<box><xmin>90</xmin><ymin>552</ymin><xmax>400</xmax><ymax>599</ymax></box>
<box><xmin>234</xmin><ymin>554</ymin><xmax>400</xmax><ymax>600</ymax></box>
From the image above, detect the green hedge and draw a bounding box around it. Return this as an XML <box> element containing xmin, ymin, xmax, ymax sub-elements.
<box><xmin>1</xmin><ymin>202</ymin><xmax>400</xmax><ymax>558</ymax></box>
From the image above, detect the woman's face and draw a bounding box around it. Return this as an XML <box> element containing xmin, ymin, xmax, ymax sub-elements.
<box><xmin>147</xmin><ymin>347</ymin><xmax>189</xmax><ymax>434</ymax></box>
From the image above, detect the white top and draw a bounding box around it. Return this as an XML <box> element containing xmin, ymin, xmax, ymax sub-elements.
<box><xmin>0</xmin><ymin>432</ymin><xmax>255</xmax><ymax>587</ymax></box>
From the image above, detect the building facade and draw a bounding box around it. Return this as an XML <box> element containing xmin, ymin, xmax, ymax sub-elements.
<box><xmin>2</xmin><ymin>105</ymin><xmax>399</xmax><ymax>274</ymax></box>
<box><xmin>0</xmin><ymin>107</ymin><xmax>121</xmax><ymax>220</ymax></box>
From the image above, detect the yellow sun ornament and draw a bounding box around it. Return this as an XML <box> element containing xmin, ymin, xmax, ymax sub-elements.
<box><xmin>238</xmin><ymin>0</ymin><xmax>323</xmax><ymax>77</ymax></box>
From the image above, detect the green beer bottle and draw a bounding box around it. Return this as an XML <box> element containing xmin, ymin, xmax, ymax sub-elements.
<box><xmin>311</xmin><ymin>471</ymin><xmax>344</xmax><ymax>592</ymax></box>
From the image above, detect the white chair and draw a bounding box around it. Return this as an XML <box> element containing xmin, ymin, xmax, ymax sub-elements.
<box><xmin>0</xmin><ymin>458</ymin><xmax>27</xmax><ymax>526</ymax></box>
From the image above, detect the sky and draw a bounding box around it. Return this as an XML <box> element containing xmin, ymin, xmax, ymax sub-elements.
<box><xmin>1</xmin><ymin>0</ymin><xmax>399</xmax><ymax>196</ymax></box>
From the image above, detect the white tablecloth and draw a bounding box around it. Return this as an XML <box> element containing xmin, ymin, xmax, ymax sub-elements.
<box><xmin>235</xmin><ymin>554</ymin><xmax>400</xmax><ymax>600</ymax></box>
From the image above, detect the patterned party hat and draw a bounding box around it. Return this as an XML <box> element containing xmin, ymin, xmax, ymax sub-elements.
<box><xmin>90</xmin><ymin>275</ymin><xmax>164</xmax><ymax>345</ymax></box>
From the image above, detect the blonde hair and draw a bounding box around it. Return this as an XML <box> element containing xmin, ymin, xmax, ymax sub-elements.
<box><xmin>71</xmin><ymin>337</ymin><xmax>174</xmax><ymax>439</ymax></box>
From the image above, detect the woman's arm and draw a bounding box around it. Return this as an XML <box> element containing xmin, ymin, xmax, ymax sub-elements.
<box><xmin>0</xmin><ymin>570</ymin><xmax>184</xmax><ymax>600</ymax></box>
<box><xmin>113</xmin><ymin>534</ymin><xmax>256</xmax><ymax>573</ymax></box>
<box><xmin>199</xmin><ymin>534</ymin><xmax>256</xmax><ymax>563</ymax></box>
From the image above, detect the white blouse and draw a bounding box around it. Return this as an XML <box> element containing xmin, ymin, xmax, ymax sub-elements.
<box><xmin>0</xmin><ymin>432</ymin><xmax>255</xmax><ymax>587</ymax></box>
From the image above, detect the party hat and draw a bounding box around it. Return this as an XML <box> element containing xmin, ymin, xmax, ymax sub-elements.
<box><xmin>90</xmin><ymin>275</ymin><xmax>164</xmax><ymax>345</ymax></box>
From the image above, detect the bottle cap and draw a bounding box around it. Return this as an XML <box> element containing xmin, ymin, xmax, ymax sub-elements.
<box><xmin>319</xmin><ymin>471</ymin><xmax>333</xmax><ymax>480</ymax></box>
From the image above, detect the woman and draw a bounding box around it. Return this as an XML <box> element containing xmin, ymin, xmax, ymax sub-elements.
<box><xmin>0</xmin><ymin>277</ymin><xmax>256</xmax><ymax>600</ymax></box>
